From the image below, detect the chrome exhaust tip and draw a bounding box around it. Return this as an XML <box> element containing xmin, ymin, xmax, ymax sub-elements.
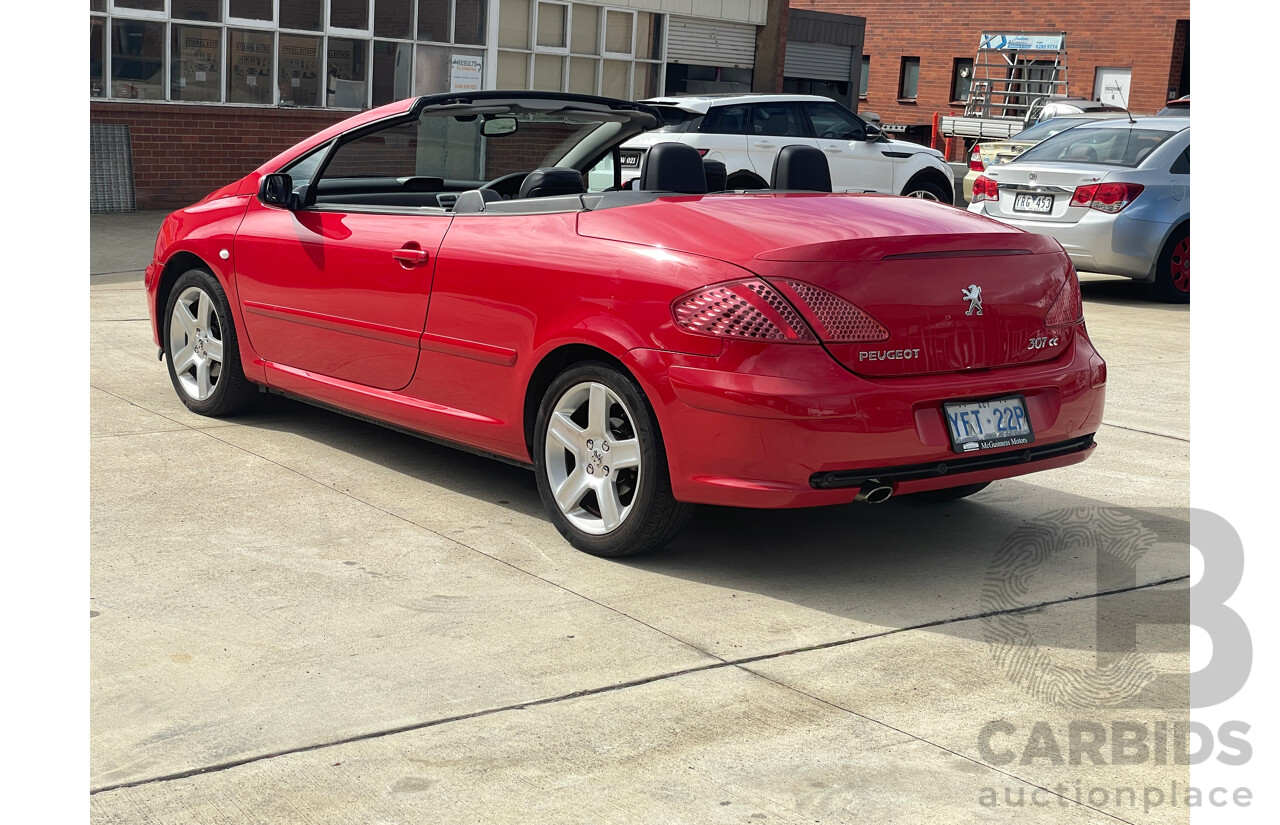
<box><xmin>854</xmin><ymin>480</ymin><xmax>895</xmax><ymax>504</ymax></box>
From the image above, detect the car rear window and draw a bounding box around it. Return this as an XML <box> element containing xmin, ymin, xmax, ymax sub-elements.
<box><xmin>1016</xmin><ymin>127</ymin><xmax>1176</xmax><ymax>168</ymax></box>
<box><xmin>650</xmin><ymin>105</ymin><xmax>698</xmax><ymax>132</ymax></box>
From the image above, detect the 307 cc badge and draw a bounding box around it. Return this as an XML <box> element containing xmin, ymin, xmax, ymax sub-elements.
<box><xmin>943</xmin><ymin>395</ymin><xmax>1035</xmax><ymax>453</ymax></box>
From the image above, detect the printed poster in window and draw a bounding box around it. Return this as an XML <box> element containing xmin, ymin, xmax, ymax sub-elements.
<box><xmin>450</xmin><ymin>55</ymin><xmax>484</xmax><ymax>93</ymax></box>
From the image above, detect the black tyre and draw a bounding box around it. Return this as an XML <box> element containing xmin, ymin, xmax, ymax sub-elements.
<box><xmin>533</xmin><ymin>362</ymin><xmax>693</xmax><ymax>556</ymax></box>
<box><xmin>902</xmin><ymin>180</ymin><xmax>950</xmax><ymax>202</ymax></box>
<box><xmin>727</xmin><ymin>173</ymin><xmax>767</xmax><ymax>190</ymax></box>
<box><xmin>1149</xmin><ymin>225</ymin><xmax>1189</xmax><ymax>303</ymax></box>
<box><xmin>905</xmin><ymin>482</ymin><xmax>991</xmax><ymax>502</ymax></box>
<box><xmin>163</xmin><ymin>268</ymin><xmax>257</xmax><ymax>417</ymax></box>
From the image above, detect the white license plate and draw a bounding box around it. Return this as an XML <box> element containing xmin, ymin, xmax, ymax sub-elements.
<box><xmin>620</xmin><ymin>152</ymin><xmax>642</xmax><ymax>168</ymax></box>
<box><xmin>943</xmin><ymin>396</ymin><xmax>1034</xmax><ymax>453</ymax></box>
<box><xmin>1013</xmin><ymin>193</ymin><xmax>1054</xmax><ymax>213</ymax></box>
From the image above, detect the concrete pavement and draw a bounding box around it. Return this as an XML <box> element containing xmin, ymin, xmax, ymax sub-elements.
<box><xmin>90</xmin><ymin>210</ymin><xmax>1190</xmax><ymax>823</ymax></box>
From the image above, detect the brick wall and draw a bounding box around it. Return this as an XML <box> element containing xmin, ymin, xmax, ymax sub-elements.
<box><xmin>795</xmin><ymin>1</ymin><xmax>1190</xmax><ymax>133</ymax></box>
<box><xmin>90</xmin><ymin>102</ymin><xmax>352</xmax><ymax>209</ymax></box>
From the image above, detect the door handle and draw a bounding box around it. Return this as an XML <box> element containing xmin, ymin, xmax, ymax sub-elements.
<box><xmin>392</xmin><ymin>246</ymin><xmax>430</xmax><ymax>267</ymax></box>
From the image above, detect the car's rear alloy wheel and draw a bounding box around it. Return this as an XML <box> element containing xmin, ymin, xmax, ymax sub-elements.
<box><xmin>164</xmin><ymin>268</ymin><xmax>256</xmax><ymax>416</ymax></box>
<box><xmin>534</xmin><ymin>363</ymin><xmax>692</xmax><ymax>556</ymax></box>
<box><xmin>1151</xmin><ymin>225</ymin><xmax>1190</xmax><ymax>303</ymax></box>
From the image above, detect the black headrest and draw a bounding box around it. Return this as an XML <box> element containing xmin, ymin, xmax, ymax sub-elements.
<box><xmin>519</xmin><ymin>167</ymin><xmax>586</xmax><ymax>199</ymax></box>
<box><xmin>702</xmin><ymin>159</ymin><xmax>727</xmax><ymax>192</ymax></box>
<box><xmin>770</xmin><ymin>144</ymin><xmax>832</xmax><ymax>192</ymax></box>
<box><xmin>638</xmin><ymin>143</ymin><xmax>707</xmax><ymax>194</ymax></box>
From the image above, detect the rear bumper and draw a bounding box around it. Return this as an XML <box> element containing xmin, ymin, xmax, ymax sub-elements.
<box><xmin>969</xmin><ymin>206</ymin><xmax>1164</xmax><ymax>280</ymax></box>
<box><xmin>625</xmin><ymin>334</ymin><xmax>1106</xmax><ymax>508</ymax></box>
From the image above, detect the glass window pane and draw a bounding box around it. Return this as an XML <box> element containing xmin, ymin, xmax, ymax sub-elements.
<box><xmin>570</xmin><ymin>4</ymin><xmax>598</xmax><ymax>55</ymax></box>
<box><xmin>499</xmin><ymin>0</ymin><xmax>529</xmax><ymax>49</ymax></box>
<box><xmin>111</xmin><ymin>19</ymin><xmax>164</xmax><ymax>100</ymax></box>
<box><xmin>229</xmin><ymin>0</ymin><xmax>273</xmax><ymax>21</ymax></box>
<box><xmin>372</xmin><ymin>41</ymin><xmax>413</xmax><ymax>105</ymax></box>
<box><xmin>532</xmin><ymin>53</ymin><xmax>562</xmax><ymax>91</ymax></box>
<box><xmin>279</xmin><ymin>33</ymin><xmax>322</xmax><ymax>106</ymax></box>
<box><xmin>327</xmin><ymin>38</ymin><xmax>369</xmax><ymax>107</ymax></box>
<box><xmin>415</xmin><ymin>43</ymin><xmax>450</xmax><ymax>94</ymax></box>
<box><xmin>91</xmin><ymin>0</ymin><xmax>106</xmax><ymax>12</ymax></box>
<box><xmin>90</xmin><ymin>18</ymin><xmax>105</xmax><ymax>98</ymax></box>
<box><xmin>171</xmin><ymin>24</ymin><xmax>222</xmax><ymax>101</ymax></box>
<box><xmin>281</xmin><ymin>0</ymin><xmax>323</xmax><ymax>31</ymax></box>
<box><xmin>173</xmin><ymin>0</ymin><xmax>221</xmax><ymax>22</ymax></box>
<box><xmin>635</xmin><ymin>13</ymin><xmax>660</xmax><ymax>61</ymax></box>
<box><xmin>114</xmin><ymin>0</ymin><xmax>164</xmax><ymax>11</ymax></box>
<box><xmin>568</xmin><ymin>56</ymin><xmax>596</xmax><ymax>94</ymax></box>
<box><xmin>454</xmin><ymin>0</ymin><xmax>486</xmax><ymax>46</ymax></box>
<box><xmin>632</xmin><ymin>62</ymin><xmax>659</xmax><ymax>100</ymax></box>
<box><xmin>604</xmin><ymin>11</ymin><xmax>631</xmax><ymax>55</ymax></box>
<box><xmin>375</xmin><ymin>0</ymin><xmax>413</xmax><ymax>39</ymax></box>
<box><xmin>227</xmin><ymin>29</ymin><xmax>273</xmax><ymax>103</ymax></box>
<box><xmin>330</xmin><ymin>0</ymin><xmax>369</xmax><ymax>30</ymax></box>
<box><xmin>860</xmin><ymin>56</ymin><xmax>869</xmax><ymax>96</ymax></box>
<box><xmin>497</xmin><ymin>50</ymin><xmax>528</xmax><ymax>89</ymax></box>
<box><xmin>418</xmin><ymin>0</ymin><xmax>450</xmax><ymax>42</ymax></box>
<box><xmin>323</xmin><ymin>120</ymin><xmax>422</xmax><ymax>179</ymax></box>
<box><xmin>602</xmin><ymin>59</ymin><xmax>627</xmax><ymax>98</ymax></box>
<box><xmin>899</xmin><ymin>57</ymin><xmax>919</xmax><ymax>99</ymax></box>
<box><xmin>536</xmin><ymin>2</ymin><xmax>565</xmax><ymax>48</ymax></box>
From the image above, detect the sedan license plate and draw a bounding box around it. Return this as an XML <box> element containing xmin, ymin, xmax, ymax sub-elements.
<box><xmin>1013</xmin><ymin>193</ymin><xmax>1054</xmax><ymax>214</ymax></box>
<box><xmin>943</xmin><ymin>396</ymin><xmax>1034</xmax><ymax>453</ymax></box>
<box><xmin>620</xmin><ymin>151</ymin><xmax>642</xmax><ymax>169</ymax></box>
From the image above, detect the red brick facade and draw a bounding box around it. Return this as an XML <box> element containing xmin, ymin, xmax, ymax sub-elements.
<box><xmin>796</xmin><ymin>1</ymin><xmax>1190</xmax><ymax>139</ymax></box>
<box><xmin>91</xmin><ymin>102</ymin><xmax>354</xmax><ymax>209</ymax></box>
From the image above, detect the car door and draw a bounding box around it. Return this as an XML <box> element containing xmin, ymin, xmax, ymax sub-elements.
<box><xmin>233</xmin><ymin>116</ymin><xmax>450</xmax><ymax>391</ymax></box>
<box><xmin>802</xmin><ymin>100</ymin><xmax>895</xmax><ymax>193</ymax></box>
<box><xmin>746</xmin><ymin>102</ymin><xmax>815</xmax><ymax>182</ymax></box>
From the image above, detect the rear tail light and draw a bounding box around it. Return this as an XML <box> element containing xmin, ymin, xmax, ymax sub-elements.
<box><xmin>774</xmin><ymin>280</ymin><xmax>889</xmax><ymax>342</ymax></box>
<box><xmin>1070</xmin><ymin>182</ymin><xmax>1144</xmax><ymax>213</ymax></box>
<box><xmin>971</xmin><ymin>175</ymin><xmax>999</xmax><ymax>203</ymax></box>
<box><xmin>672</xmin><ymin>280</ymin><xmax>816</xmax><ymax>342</ymax></box>
<box><xmin>968</xmin><ymin>147</ymin><xmax>985</xmax><ymax>172</ymax></box>
<box><xmin>1044</xmin><ymin>264</ymin><xmax>1083</xmax><ymax>327</ymax></box>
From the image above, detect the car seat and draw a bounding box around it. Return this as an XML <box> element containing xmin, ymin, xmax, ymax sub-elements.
<box><xmin>518</xmin><ymin>167</ymin><xmax>586</xmax><ymax>199</ymax></box>
<box><xmin>637</xmin><ymin>143</ymin><xmax>708</xmax><ymax>194</ymax></box>
<box><xmin>770</xmin><ymin>144</ymin><xmax>832</xmax><ymax>192</ymax></box>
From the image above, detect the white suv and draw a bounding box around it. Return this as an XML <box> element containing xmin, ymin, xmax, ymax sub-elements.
<box><xmin>620</xmin><ymin>93</ymin><xmax>955</xmax><ymax>201</ymax></box>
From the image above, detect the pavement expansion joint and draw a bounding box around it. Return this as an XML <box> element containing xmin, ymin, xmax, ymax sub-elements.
<box><xmin>89</xmin><ymin>573</ymin><xmax>1188</xmax><ymax>798</ymax></box>
<box><xmin>1100</xmin><ymin>421</ymin><xmax>1190</xmax><ymax>442</ymax></box>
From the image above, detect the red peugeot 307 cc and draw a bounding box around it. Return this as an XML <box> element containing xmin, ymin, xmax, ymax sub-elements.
<box><xmin>147</xmin><ymin>92</ymin><xmax>1106</xmax><ymax>557</ymax></box>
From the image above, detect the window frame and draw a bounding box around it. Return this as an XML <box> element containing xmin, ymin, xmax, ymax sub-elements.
<box><xmin>109</xmin><ymin>0</ymin><xmax>169</xmax><ymax>21</ymax></box>
<box><xmin>325</xmin><ymin>0</ymin><xmax>371</xmax><ymax>37</ymax></box>
<box><xmin>950</xmin><ymin>57</ymin><xmax>972</xmax><ymax>103</ymax></box>
<box><xmin>897</xmin><ymin>55</ymin><xmax>919</xmax><ymax>101</ymax></box>
<box><xmin>226</xmin><ymin>0</ymin><xmax>277</xmax><ymax>30</ymax></box>
<box><xmin>859</xmin><ymin>55</ymin><xmax>869</xmax><ymax>99</ymax></box>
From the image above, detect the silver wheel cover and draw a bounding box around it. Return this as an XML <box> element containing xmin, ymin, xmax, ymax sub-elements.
<box><xmin>543</xmin><ymin>381</ymin><xmax>643</xmax><ymax>535</ymax></box>
<box><xmin>168</xmin><ymin>285</ymin><xmax>225</xmax><ymax>402</ymax></box>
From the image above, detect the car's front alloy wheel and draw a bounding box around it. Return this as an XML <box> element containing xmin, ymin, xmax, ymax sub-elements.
<box><xmin>903</xmin><ymin>181</ymin><xmax>949</xmax><ymax>202</ymax></box>
<box><xmin>164</xmin><ymin>268</ymin><xmax>256</xmax><ymax>416</ymax></box>
<box><xmin>534</xmin><ymin>363</ymin><xmax>692</xmax><ymax>556</ymax></box>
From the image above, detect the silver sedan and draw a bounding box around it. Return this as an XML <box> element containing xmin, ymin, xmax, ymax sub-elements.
<box><xmin>967</xmin><ymin>116</ymin><xmax>1190</xmax><ymax>301</ymax></box>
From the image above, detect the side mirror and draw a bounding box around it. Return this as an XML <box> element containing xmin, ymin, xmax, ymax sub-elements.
<box><xmin>482</xmin><ymin>116</ymin><xmax>518</xmax><ymax>137</ymax></box>
<box><xmin>864</xmin><ymin>122</ymin><xmax>883</xmax><ymax>141</ymax></box>
<box><xmin>259</xmin><ymin>173</ymin><xmax>295</xmax><ymax>209</ymax></box>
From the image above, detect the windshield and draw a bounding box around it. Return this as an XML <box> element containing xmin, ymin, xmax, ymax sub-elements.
<box><xmin>1015</xmin><ymin>127</ymin><xmax>1175</xmax><ymax>168</ymax></box>
<box><xmin>320</xmin><ymin>110</ymin><xmax>629</xmax><ymax>183</ymax></box>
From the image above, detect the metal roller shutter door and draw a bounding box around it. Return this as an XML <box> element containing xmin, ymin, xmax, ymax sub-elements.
<box><xmin>666</xmin><ymin>17</ymin><xmax>757</xmax><ymax>69</ymax></box>
<box><xmin>784</xmin><ymin>42</ymin><xmax>853</xmax><ymax>82</ymax></box>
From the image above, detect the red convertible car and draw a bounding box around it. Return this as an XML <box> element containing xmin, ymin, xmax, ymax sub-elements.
<box><xmin>147</xmin><ymin>92</ymin><xmax>1106</xmax><ymax>556</ymax></box>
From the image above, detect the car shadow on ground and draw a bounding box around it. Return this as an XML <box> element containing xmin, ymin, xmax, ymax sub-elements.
<box><xmin>1078</xmin><ymin>274</ymin><xmax>1189</xmax><ymax>310</ymax></box>
<box><xmin>233</xmin><ymin>392</ymin><xmax>1189</xmax><ymax>657</ymax></box>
